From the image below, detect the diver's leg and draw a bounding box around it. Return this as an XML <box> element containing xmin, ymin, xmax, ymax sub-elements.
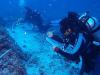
<box><xmin>93</xmin><ymin>55</ymin><xmax>100</xmax><ymax>75</ymax></box>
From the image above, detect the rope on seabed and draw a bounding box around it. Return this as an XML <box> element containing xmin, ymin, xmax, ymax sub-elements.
<box><xmin>0</xmin><ymin>49</ymin><xmax>12</xmax><ymax>60</ymax></box>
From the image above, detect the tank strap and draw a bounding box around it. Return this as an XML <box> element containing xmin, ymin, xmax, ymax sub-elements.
<box><xmin>92</xmin><ymin>25</ymin><xmax>100</xmax><ymax>33</ymax></box>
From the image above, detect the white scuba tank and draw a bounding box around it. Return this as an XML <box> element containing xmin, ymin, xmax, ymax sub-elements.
<box><xmin>79</xmin><ymin>12</ymin><xmax>100</xmax><ymax>43</ymax></box>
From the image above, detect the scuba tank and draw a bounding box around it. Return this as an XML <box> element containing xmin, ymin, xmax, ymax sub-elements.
<box><xmin>79</xmin><ymin>12</ymin><xmax>100</xmax><ymax>43</ymax></box>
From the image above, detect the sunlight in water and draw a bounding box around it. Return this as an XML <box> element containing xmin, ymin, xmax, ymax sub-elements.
<box><xmin>19</xmin><ymin>0</ymin><xmax>26</xmax><ymax>7</ymax></box>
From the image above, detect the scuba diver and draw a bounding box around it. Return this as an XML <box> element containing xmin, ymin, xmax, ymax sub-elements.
<box><xmin>46</xmin><ymin>12</ymin><xmax>100</xmax><ymax>75</ymax></box>
<box><xmin>23</xmin><ymin>6</ymin><xmax>51</xmax><ymax>33</ymax></box>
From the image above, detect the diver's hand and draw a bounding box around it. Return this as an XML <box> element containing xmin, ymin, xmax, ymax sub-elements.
<box><xmin>53</xmin><ymin>46</ymin><xmax>60</xmax><ymax>51</ymax></box>
<box><xmin>47</xmin><ymin>31</ymin><xmax>53</xmax><ymax>38</ymax></box>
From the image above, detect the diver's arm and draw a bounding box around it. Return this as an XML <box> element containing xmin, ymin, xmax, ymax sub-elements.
<box><xmin>53</xmin><ymin>33</ymin><xmax>85</xmax><ymax>61</ymax></box>
<box><xmin>53</xmin><ymin>47</ymin><xmax>80</xmax><ymax>61</ymax></box>
<box><xmin>51</xmin><ymin>34</ymin><xmax>63</xmax><ymax>43</ymax></box>
<box><xmin>47</xmin><ymin>31</ymin><xmax>63</xmax><ymax>43</ymax></box>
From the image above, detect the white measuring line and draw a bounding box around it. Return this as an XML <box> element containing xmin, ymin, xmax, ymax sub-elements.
<box><xmin>0</xmin><ymin>49</ymin><xmax>12</xmax><ymax>59</ymax></box>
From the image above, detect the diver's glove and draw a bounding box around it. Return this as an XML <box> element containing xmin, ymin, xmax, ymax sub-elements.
<box><xmin>53</xmin><ymin>46</ymin><xmax>60</xmax><ymax>52</ymax></box>
<box><xmin>47</xmin><ymin>31</ymin><xmax>53</xmax><ymax>38</ymax></box>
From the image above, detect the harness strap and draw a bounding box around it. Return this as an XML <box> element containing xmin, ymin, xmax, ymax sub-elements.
<box><xmin>92</xmin><ymin>25</ymin><xmax>100</xmax><ymax>33</ymax></box>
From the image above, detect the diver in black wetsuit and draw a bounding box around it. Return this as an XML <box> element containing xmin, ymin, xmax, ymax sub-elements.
<box><xmin>24</xmin><ymin>7</ymin><xmax>43</xmax><ymax>31</ymax></box>
<box><xmin>24</xmin><ymin>7</ymin><xmax>51</xmax><ymax>32</ymax></box>
<box><xmin>47</xmin><ymin>12</ymin><xmax>100</xmax><ymax>74</ymax></box>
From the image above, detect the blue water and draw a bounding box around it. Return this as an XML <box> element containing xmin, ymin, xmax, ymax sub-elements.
<box><xmin>0</xmin><ymin>0</ymin><xmax>100</xmax><ymax>21</ymax></box>
<box><xmin>0</xmin><ymin>0</ymin><xmax>100</xmax><ymax>75</ymax></box>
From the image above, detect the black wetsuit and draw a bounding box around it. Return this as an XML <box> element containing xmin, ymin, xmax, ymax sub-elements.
<box><xmin>50</xmin><ymin>31</ymin><xmax>100</xmax><ymax>74</ymax></box>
